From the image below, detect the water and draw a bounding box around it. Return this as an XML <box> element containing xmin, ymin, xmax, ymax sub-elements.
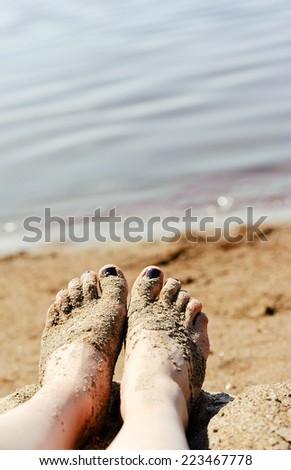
<box><xmin>1</xmin><ymin>0</ymin><xmax>291</xmax><ymax>253</ymax></box>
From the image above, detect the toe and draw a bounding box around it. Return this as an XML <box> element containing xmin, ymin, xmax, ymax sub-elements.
<box><xmin>185</xmin><ymin>299</ymin><xmax>209</xmax><ymax>359</ymax></box>
<box><xmin>55</xmin><ymin>288</ymin><xmax>72</xmax><ymax>314</ymax></box>
<box><xmin>176</xmin><ymin>289</ymin><xmax>191</xmax><ymax>312</ymax></box>
<box><xmin>81</xmin><ymin>270</ymin><xmax>99</xmax><ymax>301</ymax></box>
<box><xmin>130</xmin><ymin>265</ymin><xmax>163</xmax><ymax>305</ymax></box>
<box><xmin>46</xmin><ymin>302</ymin><xmax>60</xmax><ymax>327</ymax></box>
<box><xmin>192</xmin><ymin>312</ymin><xmax>210</xmax><ymax>358</ymax></box>
<box><xmin>98</xmin><ymin>264</ymin><xmax>128</xmax><ymax>305</ymax></box>
<box><xmin>68</xmin><ymin>277</ymin><xmax>83</xmax><ymax>307</ymax></box>
<box><xmin>184</xmin><ymin>298</ymin><xmax>203</xmax><ymax>328</ymax></box>
<box><xmin>159</xmin><ymin>278</ymin><xmax>181</xmax><ymax>304</ymax></box>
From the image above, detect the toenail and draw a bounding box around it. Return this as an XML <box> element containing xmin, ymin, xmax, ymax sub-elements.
<box><xmin>83</xmin><ymin>270</ymin><xmax>92</xmax><ymax>274</ymax></box>
<box><xmin>145</xmin><ymin>267</ymin><xmax>161</xmax><ymax>279</ymax></box>
<box><xmin>102</xmin><ymin>266</ymin><xmax>118</xmax><ymax>277</ymax></box>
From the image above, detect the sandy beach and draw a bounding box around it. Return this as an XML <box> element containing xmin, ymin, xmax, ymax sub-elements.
<box><xmin>0</xmin><ymin>222</ymin><xmax>290</xmax><ymax>449</ymax></box>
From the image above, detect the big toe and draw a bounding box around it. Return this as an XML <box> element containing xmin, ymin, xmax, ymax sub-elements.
<box><xmin>98</xmin><ymin>264</ymin><xmax>128</xmax><ymax>307</ymax></box>
<box><xmin>130</xmin><ymin>266</ymin><xmax>164</xmax><ymax>308</ymax></box>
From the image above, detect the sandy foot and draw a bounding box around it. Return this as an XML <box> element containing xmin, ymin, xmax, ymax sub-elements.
<box><xmin>38</xmin><ymin>264</ymin><xmax>127</xmax><ymax>446</ymax></box>
<box><xmin>110</xmin><ymin>266</ymin><xmax>209</xmax><ymax>449</ymax></box>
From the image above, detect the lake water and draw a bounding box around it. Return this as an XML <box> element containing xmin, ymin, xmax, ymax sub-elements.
<box><xmin>1</xmin><ymin>0</ymin><xmax>291</xmax><ymax>253</ymax></box>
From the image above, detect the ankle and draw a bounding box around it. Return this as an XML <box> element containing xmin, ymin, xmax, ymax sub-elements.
<box><xmin>121</xmin><ymin>376</ymin><xmax>189</xmax><ymax>428</ymax></box>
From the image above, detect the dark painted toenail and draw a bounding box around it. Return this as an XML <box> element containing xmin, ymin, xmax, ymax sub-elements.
<box><xmin>146</xmin><ymin>267</ymin><xmax>161</xmax><ymax>279</ymax></box>
<box><xmin>83</xmin><ymin>270</ymin><xmax>92</xmax><ymax>274</ymax></box>
<box><xmin>102</xmin><ymin>266</ymin><xmax>118</xmax><ymax>277</ymax></box>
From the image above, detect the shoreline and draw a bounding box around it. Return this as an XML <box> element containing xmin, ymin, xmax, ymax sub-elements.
<box><xmin>0</xmin><ymin>204</ymin><xmax>290</xmax><ymax>260</ymax></box>
<box><xmin>1</xmin><ymin>208</ymin><xmax>289</xmax><ymax>260</ymax></box>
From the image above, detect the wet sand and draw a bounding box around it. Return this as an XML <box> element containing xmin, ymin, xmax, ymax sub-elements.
<box><xmin>0</xmin><ymin>222</ymin><xmax>290</xmax><ymax>448</ymax></box>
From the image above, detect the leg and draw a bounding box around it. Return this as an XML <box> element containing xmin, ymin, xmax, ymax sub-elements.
<box><xmin>109</xmin><ymin>266</ymin><xmax>209</xmax><ymax>450</ymax></box>
<box><xmin>0</xmin><ymin>265</ymin><xmax>127</xmax><ymax>450</ymax></box>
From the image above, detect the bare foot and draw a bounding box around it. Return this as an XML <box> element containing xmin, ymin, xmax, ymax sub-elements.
<box><xmin>110</xmin><ymin>266</ymin><xmax>209</xmax><ymax>449</ymax></box>
<box><xmin>38</xmin><ymin>265</ymin><xmax>127</xmax><ymax>447</ymax></box>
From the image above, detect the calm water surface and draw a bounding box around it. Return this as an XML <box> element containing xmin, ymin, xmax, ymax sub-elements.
<box><xmin>1</xmin><ymin>0</ymin><xmax>291</xmax><ymax>252</ymax></box>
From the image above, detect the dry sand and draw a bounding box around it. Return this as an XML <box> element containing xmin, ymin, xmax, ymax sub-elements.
<box><xmin>0</xmin><ymin>223</ymin><xmax>290</xmax><ymax>449</ymax></box>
